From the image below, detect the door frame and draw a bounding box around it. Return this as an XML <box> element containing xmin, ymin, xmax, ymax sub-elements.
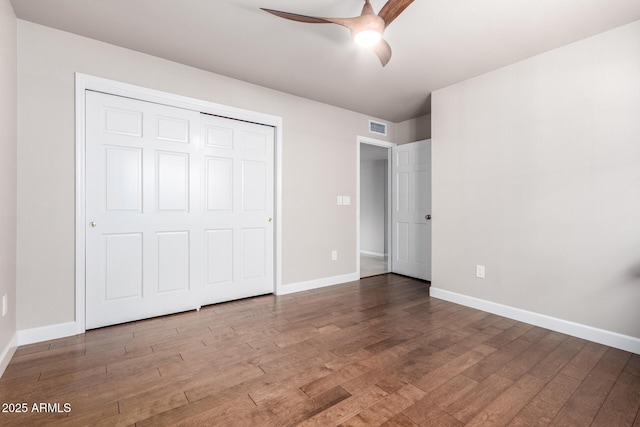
<box><xmin>75</xmin><ymin>73</ymin><xmax>283</xmax><ymax>334</ymax></box>
<box><xmin>356</xmin><ymin>136</ymin><xmax>396</xmax><ymax>277</ymax></box>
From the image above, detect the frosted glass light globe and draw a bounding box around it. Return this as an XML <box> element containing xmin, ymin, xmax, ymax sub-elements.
<box><xmin>354</xmin><ymin>30</ymin><xmax>381</xmax><ymax>47</ymax></box>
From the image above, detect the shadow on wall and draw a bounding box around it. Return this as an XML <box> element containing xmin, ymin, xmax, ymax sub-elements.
<box><xmin>394</xmin><ymin>94</ymin><xmax>431</xmax><ymax>144</ymax></box>
<box><xmin>627</xmin><ymin>261</ymin><xmax>640</xmax><ymax>282</ymax></box>
<box><xmin>397</xmin><ymin>94</ymin><xmax>431</xmax><ymax>144</ymax></box>
<box><xmin>422</xmin><ymin>93</ymin><xmax>432</xmax><ymax>115</ymax></box>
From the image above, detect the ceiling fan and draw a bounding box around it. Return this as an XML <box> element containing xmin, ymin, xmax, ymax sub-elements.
<box><xmin>261</xmin><ymin>0</ymin><xmax>414</xmax><ymax>67</ymax></box>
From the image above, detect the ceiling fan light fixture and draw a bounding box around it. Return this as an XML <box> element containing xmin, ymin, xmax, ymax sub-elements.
<box><xmin>261</xmin><ymin>0</ymin><xmax>416</xmax><ymax>66</ymax></box>
<box><xmin>354</xmin><ymin>29</ymin><xmax>382</xmax><ymax>47</ymax></box>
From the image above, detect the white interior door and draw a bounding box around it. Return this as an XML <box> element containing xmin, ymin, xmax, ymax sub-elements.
<box><xmin>200</xmin><ymin>114</ymin><xmax>274</xmax><ymax>305</ymax></box>
<box><xmin>391</xmin><ymin>140</ymin><xmax>431</xmax><ymax>281</ymax></box>
<box><xmin>85</xmin><ymin>91</ymin><xmax>274</xmax><ymax>329</ymax></box>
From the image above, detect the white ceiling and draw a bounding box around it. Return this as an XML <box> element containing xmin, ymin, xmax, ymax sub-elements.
<box><xmin>10</xmin><ymin>0</ymin><xmax>640</xmax><ymax>122</ymax></box>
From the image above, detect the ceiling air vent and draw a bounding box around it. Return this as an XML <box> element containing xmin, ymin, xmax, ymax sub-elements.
<box><xmin>369</xmin><ymin>120</ymin><xmax>387</xmax><ymax>136</ymax></box>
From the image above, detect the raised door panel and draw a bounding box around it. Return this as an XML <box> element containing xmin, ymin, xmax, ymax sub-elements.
<box><xmin>157</xmin><ymin>231</ymin><xmax>190</xmax><ymax>293</ymax></box>
<box><xmin>104</xmin><ymin>233</ymin><xmax>143</xmax><ymax>300</ymax></box>
<box><xmin>206</xmin><ymin>229</ymin><xmax>233</xmax><ymax>285</ymax></box>
<box><xmin>396</xmin><ymin>222</ymin><xmax>409</xmax><ymax>263</ymax></box>
<box><xmin>105</xmin><ymin>147</ymin><xmax>142</xmax><ymax>212</ymax></box>
<box><xmin>242</xmin><ymin>160</ymin><xmax>266</xmax><ymax>212</ymax></box>
<box><xmin>205</xmin><ymin>125</ymin><xmax>233</xmax><ymax>149</ymax></box>
<box><xmin>415</xmin><ymin>224</ymin><xmax>429</xmax><ymax>265</ymax></box>
<box><xmin>104</xmin><ymin>107</ymin><xmax>143</xmax><ymax>137</ymax></box>
<box><xmin>156</xmin><ymin>116</ymin><xmax>189</xmax><ymax>143</ymax></box>
<box><xmin>156</xmin><ymin>151</ymin><xmax>190</xmax><ymax>212</ymax></box>
<box><xmin>242</xmin><ymin>131</ymin><xmax>266</xmax><ymax>152</ymax></box>
<box><xmin>396</xmin><ymin>171</ymin><xmax>410</xmax><ymax>213</ymax></box>
<box><xmin>206</xmin><ymin>157</ymin><xmax>233</xmax><ymax>212</ymax></box>
<box><xmin>242</xmin><ymin>228</ymin><xmax>266</xmax><ymax>280</ymax></box>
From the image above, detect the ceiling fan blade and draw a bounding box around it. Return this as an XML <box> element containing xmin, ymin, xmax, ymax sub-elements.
<box><xmin>261</xmin><ymin>6</ymin><xmax>390</xmax><ymax>66</ymax></box>
<box><xmin>260</xmin><ymin>8</ymin><xmax>333</xmax><ymax>24</ymax></box>
<box><xmin>261</xmin><ymin>8</ymin><xmax>360</xmax><ymax>30</ymax></box>
<box><xmin>378</xmin><ymin>0</ymin><xmax>414</xmax><ymax>27</ymax></box>
<box><xmin>373</xmin><ymin>39</ymin><xmax>392</xmax><ymax>67</ymax></box>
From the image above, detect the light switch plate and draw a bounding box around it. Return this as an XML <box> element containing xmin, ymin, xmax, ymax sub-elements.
<box><xmin>343</xmin><ymin>196</ymin><xmax>351</xmax><ymax>205</ymax></box>
<box><xmin>337</xmin><ymin>196</ymin><xmax>343</xmax><ymax>206</ymax></box>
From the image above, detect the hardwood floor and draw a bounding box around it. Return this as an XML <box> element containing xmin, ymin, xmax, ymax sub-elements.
<box><xmin>1</xmin><ymin>274</ymin><xmax>638</xmax><ymax>426</ymax></box>
<box><xmin>360</xmin><ymin>254</ymin><xmax>388</xmax><ymax>278</ymax></box>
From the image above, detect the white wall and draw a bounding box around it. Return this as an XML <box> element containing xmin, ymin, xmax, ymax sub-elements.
<box><xmin>432</xmin><ymin>20</ymin><xmax>640</xmax><ymax>340</ymax></box>
<box><xmin>360</xmin><ymin>145</ymin><xmax>388</xmax><ymax>255</ymax></box>
<box><xmin>0</xmin><ymin>0</ymin><xmax>18</xmax><ymax>366</ymax></box>
<box><xmin>16</xmin><ymin>21</ymin><xmax>396</xmax><ymax>331</ymax></box>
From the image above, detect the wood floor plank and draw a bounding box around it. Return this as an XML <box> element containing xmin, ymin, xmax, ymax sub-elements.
<box><xmin>528</xmin><ymin>336</ymin><xmax>586</xmax><ymax>381</ymax></box>
<box><xmin>549</xmin><ymin>373</ymin><xmax>615</xmax><ymax>426</ymax></box>
<box><xmin>55</xmin><ymin>402</ymin><xmax>120</xmax><ymax>427</ymax></box>
<box><xmin>184</xmin><ymin>362</ymin><xmax>266</xmax><ymax>402</ymax></box>
<box><xmin>338</xmin><ymin>383</ymin><xmax>425</xmax><ymax>426</ymax></box>
<box><xmin>12</xmin><ymin>341</ymin><xmax>51</xmax><ymax>357</ymax></box>
<box><xmin>380</xmin><ymin>413</ymin><xmax>422</xmax><ymax>427</ymax></box>
<box><xmin>301</xmin><ymin>360</ymin><xmax>372</xmax><ymax>398</ymax></box>
<box><xmin>549</xmin><ymin>347</ymin><xmax>630</xmax><ymax>426</ymax></box>
<box><xmin>461</xmin><ymin>337</ymin><xmax>534</xmax><ymax>382</ymax></box>
<box><xmin>495</xmin><ymin>332</ymin><xmax>563</xmax><ymax>382</ymax></box>
<box><xmin>445</xmin><ymin>373</ymin><xmax>514</xmax><ymax>423</ymax></box>
<box><xmin>139</xmin><ymin>392</ymin><xmax>256</xmax><ymax>426</ymax></box>
<box><xmin>465</xmin><ymin>374</ymin><xmax>545</xmax><ymax>426</ymax></box>
<box><xmin>297</xmin><ymin>385</ymin><xmax>389</xmax><ymax>427</ymax></box>
<box><xmin>337</xmin><ymin>348</ymin><xmax>408</xmax><ymax>395</ymax></box>
<box><xmin>412</xmin><ymin>346</ymin><xmax>493</xmax><ymax>394</ymax></box>
<box><xmin>117</xmin><ymin>386</ymin><xmax>189</xmax><ymax>423</ymax></box>
<box><xmin>483</xmin><ymin>324</ymin><xmax>530</xmax><ymax>349</ymax></box>
<box><xmin>242</xmin><ymin>386</ymin><xmax>318</xmax><ymax>427</ymax></box>
<box><xmin>0</xmin><ymin>274</ymin><xmax>636</xmax><ymax>426</ymax></box>
<box><xmin>591</xmin><ymin>371</ymin><xmax>640</xmax><ymax>427</ymax></box>
<box><xmin>393</xmin><ymin>346</ymin><xmax>457</xmax><ymax>383</ymax></box>
<box><xmin>402</xmin><ymin>374</ymin><xmax>477</xmax><ymax>424</ymax></box>
<box><xmin>560</xmin><ymin>342</ymin><xmax>608</xmax><ymax>380</ymax></box>
<box><xmin>249</xmin><ymin>366</ymin><xmax>333</xmax><ymax>406</ymax></box>
<box><xmin>624</xmin><ymin>353</ymin><xmax>640</xmax><ymax>376</ymax></box>
<box><xmin>507</xmin><ymin>373</ymin><xmax>582</xmax><ymax>426</ymax></box>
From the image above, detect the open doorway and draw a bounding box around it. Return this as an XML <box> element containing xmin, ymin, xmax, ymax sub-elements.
<box><xmin>358</xmin><ymin>139</ymin><xmax>394</xmax><ymax>278</ymax></box>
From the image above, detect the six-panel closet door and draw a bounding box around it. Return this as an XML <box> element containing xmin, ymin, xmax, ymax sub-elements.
<box><xmin>85</xmin><ymin>91</ymin><xmax>274</xmax><ymax>329</ymax></box>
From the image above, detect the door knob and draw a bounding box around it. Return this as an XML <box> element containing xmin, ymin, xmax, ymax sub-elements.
<box><xmin>268</xmin><ymin>218</ymin><xmax>272</xmax><ymax>223</ymax></box>
<box><xmin>90</xmin><ymin>221</ymin><xmax>97</xmax><ymax>227</ymax></box>
<box><xmin>425</xmin><ymin>215</ymin><xmax>431</xmax><ymax>221</ymax></box>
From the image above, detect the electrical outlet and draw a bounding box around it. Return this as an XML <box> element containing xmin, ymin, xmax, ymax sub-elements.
<box><xmin>2</xmin><ymin>294</ymin><xmax>6</xmax><ymax>317</ymax></box>
<box><xmin>476</xmin><ymin>265</ymin><xmax>485</xmax><ymax>279</ymax></box>
<box><xmin>331</xmin><ymin>250</ymin><xmax>338</xmax><ymax>261</ymax></box>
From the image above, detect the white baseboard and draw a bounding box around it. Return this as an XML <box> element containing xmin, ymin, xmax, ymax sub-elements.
<box><xmin>17</xmin><ymin>321</ymin><xmax>78</xmax><ymax>346</ymax></box>
<box><xmin>276</xmin><ymin>272</ymin><xmax>360</xmax><ymax>296</ymax></box>
<box><xmin>360</xmin><ymin>250</ymin><xmax>386</xmax><ymax>257</ymax></box>
<box><xmin>0</xmin><ymin>333</ymin><xmax>18</xmax><ymax>377</ymax></box>
<box><xmin>430</xmin><ymin>287</ymin><xmax>640</xmax><ymax>355</ymax></box>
